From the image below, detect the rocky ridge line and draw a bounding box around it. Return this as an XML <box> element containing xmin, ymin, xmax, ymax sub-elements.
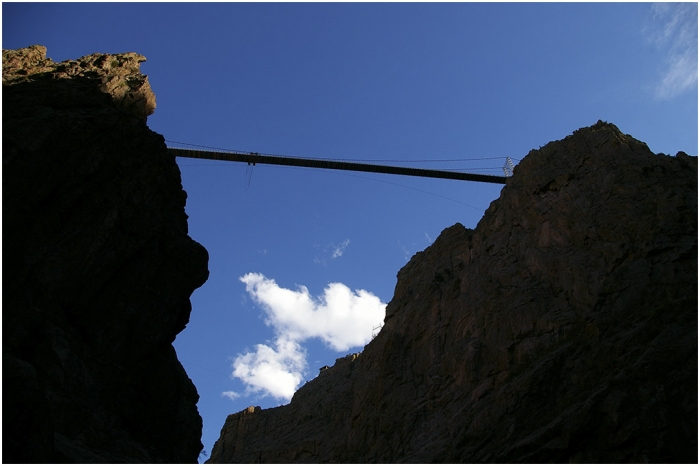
<box><xmin>3</xmin><ymin>46</ymin><xmax>208</xmax><ymax>463</ymax></box>
<box><xmin>3</xmin><ymin>44</ymin><xmax>155</xmax><ymax>120</ymax></box>
<box><xmin>208</xmin><ymin>121</ymin><xmax>697</xmax><ymax>463</ymax></box>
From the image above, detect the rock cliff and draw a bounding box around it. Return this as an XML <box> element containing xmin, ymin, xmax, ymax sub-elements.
<box><xmin>3</xmin><ymin>46</ymin><xmax>209</xmax><ymax>463</ymax></box>
<box><xmin>209</xmin><ymin>121</ymin><xmax>697</xmax><ymax>463</ymax></box>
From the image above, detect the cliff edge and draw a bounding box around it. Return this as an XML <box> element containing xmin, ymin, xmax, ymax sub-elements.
<box><xmin>3</xmin><ymin>45</ymin><xmax>209</xmax><ymax>463</ymax></box>
<box><xmin>208</xmin><ymin>121</ymin><xmax>697</xmax><ymax>463</ymax></box>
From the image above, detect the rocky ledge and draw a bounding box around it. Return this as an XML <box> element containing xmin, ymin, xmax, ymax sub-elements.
<box><xmin>208</xmin><ymin>121</ymin><xmax>697</xmax><ymax>463</ymax></box>
<box><xmin>3</xmin><ymin>46</ymin><xmax>209</xmax><ymax>463</ymax></box>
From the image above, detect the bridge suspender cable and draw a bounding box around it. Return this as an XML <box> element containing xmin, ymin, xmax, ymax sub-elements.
<box><xmin>168</xmin><ymin>147</ymin><xmax>508</xmax><ymax>185</ymax></box>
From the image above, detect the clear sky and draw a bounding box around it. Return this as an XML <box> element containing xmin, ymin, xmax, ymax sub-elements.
<box><xmin>3</xmin><ymin>2</ymin><xmax>697</xmax><ymax>461</ymax></box>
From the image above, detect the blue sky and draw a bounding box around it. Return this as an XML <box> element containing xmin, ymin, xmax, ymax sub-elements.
<box><xmin>3</xmin><ymin>2</ymin><xmax>697</xmax><ymax>460</ymax></box>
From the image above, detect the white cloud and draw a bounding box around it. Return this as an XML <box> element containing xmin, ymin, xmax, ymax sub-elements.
<box><xmin>240</xmin><ymin>273</ymin><xmax>386</xmax><ymax>351</ymax></box>
<box><xmin>232</xmin><ymin>336</ymin><xmax>306</xmax><ymax>400</ymax></box>
<box><xmin>230</xmin><ymin>273</ymin><xmax>386</xmax><ymax>401</ymax></box>
<box><xmin>398</xmin><ymin>240</ymin><xmax>414</xmax><ymax>262</ymax></box>
<box><xmin>646</xmin><ymin>3</ymin><xmax>698</xmax><ymax>99</ymax></box>
<box><xmin>314</xmin><ymin>239</ymin><xmax>351</xmax><ymax>265</ymax></box>
<box><xmin>331</xmin><ymin>239</ymin><xmax>350</xmax><ymax>259</ymax></box>
<box><xmin>657</xmin><ymin>53</ymin><xmax>697</xmax><ymax>99</ymax></box>
<box><xmin>221</xmin><ymin>390</ymin><xmax>241</xmax><ymax>401</ymax></box>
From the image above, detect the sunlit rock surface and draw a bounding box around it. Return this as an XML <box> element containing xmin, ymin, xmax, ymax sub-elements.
<box><xmin>3</xmin><ymin>45</ymin><xmax>209</xmax><ymax>463</ymax></box>
<box><xmin>209</xmin><ymin>121</ymin><xmax>697</xmax><ymax>463</ymax></box>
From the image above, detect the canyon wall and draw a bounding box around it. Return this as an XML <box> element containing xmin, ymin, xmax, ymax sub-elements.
<box><xmin>3</xmin><ymin>46</ymin><xmax>209</xmax><ymax>463</ymax></box>
<box><xmin>209</xmin><ymin>121</ymin><xmax>697</xmax><ymax>463</ymax></box>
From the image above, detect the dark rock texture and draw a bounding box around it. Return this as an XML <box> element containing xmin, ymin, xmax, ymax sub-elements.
<box><xmin>208</xmin><ymin>121</ymin><xmax>697</xmax><ymax>463</ymax></box>
<box><xmin>3</xmin><ymin>45</ymin><xmax>209</xmax><ymax>463</ymax></box>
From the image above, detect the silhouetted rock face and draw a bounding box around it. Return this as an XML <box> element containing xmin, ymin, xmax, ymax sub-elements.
<box><xmin>208</xmin><ymin>121</ymin><xmax>697</xmax><ymax>464</ymax></box>
<box><xmin>3</xmin><ymin>46</ymin><xmax>209</xmax><ymax>463</ymax></box>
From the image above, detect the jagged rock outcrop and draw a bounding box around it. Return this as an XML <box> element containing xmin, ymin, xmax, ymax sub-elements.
<box><xmin>209</xmin><ymin>121</ymin><xmax>697</xmax><ymax>463</ymax></box>
<box><xmin>3</xmin><ymin>44</ymin><xmax>156</xmax><ymax>121</ymax></box>
<box><xmin>3</xmin><ymin>46</ymin><xmax>209</xmax><ymax>463</ymax></box>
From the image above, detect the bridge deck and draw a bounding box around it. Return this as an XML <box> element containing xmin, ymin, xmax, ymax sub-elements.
<box><xmin>168</xmin><ymin>147</ymin><xmax>507</xmax><ymax>185</ymax></box>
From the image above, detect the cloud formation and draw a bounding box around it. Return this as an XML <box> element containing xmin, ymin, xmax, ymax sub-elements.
<box><xmin>232</xmin><ymin>335</ymin><xmax>307</xmax><ymax>400</ymax></box>
<box><xmin>646</xmin><ymin>3</ymin><xmax>698</xmax><ymax>99</ymax></box>
<box><xmin>230</xmin><ymin>273</ymin><xmax>386</xmax><ymax>401</ymax></box>
<box><xmin>221</xmin><ymin>390</ymin><xmax>241</xmax><ymax>401</ymax></box>
<box><xmin>331</xmin><ymin>239</ymin><xmax>350</xmax><ymax>259</ymax></box>
<box><xmin>314</xmin><ymin>238</ymin><xmax>351</xmax><ymax>266</ymax></box>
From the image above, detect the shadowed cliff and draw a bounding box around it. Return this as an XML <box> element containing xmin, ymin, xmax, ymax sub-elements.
<box><xmin>208</xmin><ymin>121</ymin><xmax>697</xmax><ymax>463</ymax></box>
<box><xmin>3</xmin><ymin>45</ymin><xmax>209</xmax><ymax>463</ymax></box>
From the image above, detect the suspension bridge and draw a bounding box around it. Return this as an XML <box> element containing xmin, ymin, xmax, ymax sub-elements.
<box><xmin>167</xmin><ymin>143</ymin><xmax>513</xmax><ymax>185</ymax></box>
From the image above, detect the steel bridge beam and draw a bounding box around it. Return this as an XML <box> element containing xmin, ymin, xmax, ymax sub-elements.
<box><xmin>168</xmin><ymin>147</ymin><xmax>507</xmax><ymax>185</ymax></box>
